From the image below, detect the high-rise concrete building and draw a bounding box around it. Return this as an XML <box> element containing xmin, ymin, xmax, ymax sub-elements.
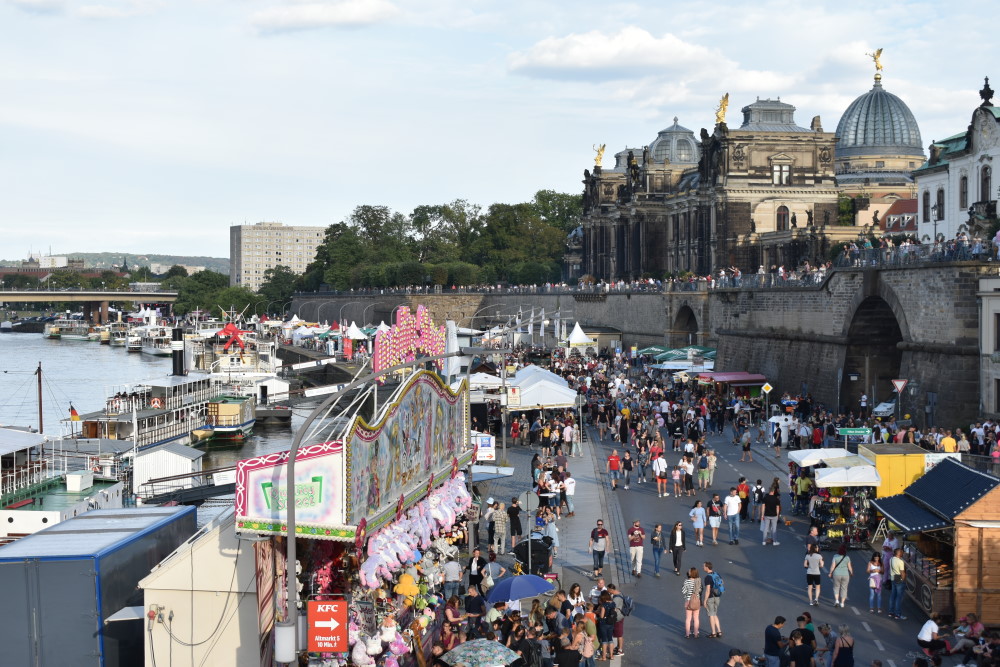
<box><xmin>229</xmin><ymin>221</ymin><xmax>326</xmax><ymax>291</ymax></box>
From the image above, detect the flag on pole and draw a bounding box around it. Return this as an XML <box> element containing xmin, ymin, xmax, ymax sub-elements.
<box><xmin>538</xmin><ymin>308</ymin><xmax>545</xmax><ymax>337</ymax></box>
<box><xmin>69</xmin><ymin>404</ymin><xmax>80</xmax><ymax>421</ymax></box>
<box><xmin>552</xmin><ymin>310</ymin><xmax>559</xmax><ymax>339</ymax></box>
<box><xmin>529</xmin><ymin>309</ymin><xmax>535</xmax><ymax>337</ymax></box>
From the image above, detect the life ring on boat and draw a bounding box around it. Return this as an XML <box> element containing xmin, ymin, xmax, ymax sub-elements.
<box><xmin>150</xmin><ymin>398</ymin><xmax>164</xmax><ymax>409</ymax></box>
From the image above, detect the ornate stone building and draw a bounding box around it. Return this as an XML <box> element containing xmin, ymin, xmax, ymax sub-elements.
<box><xmin>581</xmin><ymin>99</ymin><xmax>840</xmax><ymax>279</ymax></box>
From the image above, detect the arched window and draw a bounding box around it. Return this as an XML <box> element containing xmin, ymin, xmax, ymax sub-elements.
<box><xmin>776</xmin><ymin>206</ymin><xmax>789</xmax><ymax>231</ymax></box>
<box><xmin>922</xmin><ymin>191</ymin><xmax>930</xmax><ymax>222</ymax></box>
<box><xmin>936</xmin><ymin>189</ymin><xmax>945</xmax><ymax>220</ymax></box>
<box><xmin>982</xmin><ymin>166</ymin><xmax>993</xmax><ymax>202</ymax></box>
<box><xmin>676</xmin><ymin>139</ymin><xmax>693</xmax><ymax>162</ymax></box>
<box><xmin>960</xmin><ymin>176</ymin><xmax>969</xmax><ymax>209</ymax></box>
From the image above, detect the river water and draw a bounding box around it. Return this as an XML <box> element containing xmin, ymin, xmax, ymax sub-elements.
<box><xmin>0</xmin><ymin>333</ymin><xmax>334</xmax><ymax>470</ymax></box>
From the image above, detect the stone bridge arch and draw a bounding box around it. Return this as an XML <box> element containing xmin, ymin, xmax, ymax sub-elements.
<box><xmin>664</xmin><ymin>293</ymin><xmax>711</xmax><ymax>348</ymax></box>
<box><xmin>838</xmin><ymin>275</ymin><xmax>911</xmax><ymax>416</ymax></box>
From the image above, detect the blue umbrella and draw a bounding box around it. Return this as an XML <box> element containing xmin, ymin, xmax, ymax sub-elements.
<box><xmin>485</xmin><ymin>574</ymin><xmax>554</xmax><ymax>604</ymax></box>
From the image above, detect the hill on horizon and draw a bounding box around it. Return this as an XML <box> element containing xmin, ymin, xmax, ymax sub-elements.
<box><xmin>68</xmin><ymin>252</ymin><xmax>228</xmax><ymax>273</ymax></box>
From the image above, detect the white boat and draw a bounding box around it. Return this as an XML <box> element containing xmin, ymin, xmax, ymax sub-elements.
<box><xmin>199</xmin><ymin>394</ymin><xmax>256</xmax><ymax>441</ymax></box>
<box><xmin>71</xmin><ymin>375</ymin><xmax>216</xmax><ymax>451</ymax></box>
<box><xmin>189</xmin><ymin>321</ymin><xmax>291</xmax><ymax>407</ymax></box>
<box><xmin>140</xmin><ymin>326</ymin><xmax>173</xmax><ymax>356</ymax></box>
<box><xmin>43</xmin><ymin>318</ymin><xmax>94</xmax><ymax>341</ymax></box>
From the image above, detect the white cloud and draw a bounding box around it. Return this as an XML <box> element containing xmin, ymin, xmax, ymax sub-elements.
<box><xmin>76</xmin><ymin>1</ymin><xmax>159</xmax><ymax>19</ymax></box>
<box><xmin>5</xmin><ymin>0</ymin><xmax>63</xmax><ymax>13</ymax></box>
<box><xmin>251</xmin><ymin>0</ymin><xmax>398</xmax><ymax>32</ymax></box>
<box><xmin>509</xmin><ymin>27</ymin><xmax>730</xmax><ymax>81</ymax></box>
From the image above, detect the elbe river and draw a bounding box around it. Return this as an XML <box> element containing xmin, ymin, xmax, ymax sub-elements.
<box><xmin>0</xmin><ymin>333</ymin><xmax>334</xmax><ymax>470</ymax></box>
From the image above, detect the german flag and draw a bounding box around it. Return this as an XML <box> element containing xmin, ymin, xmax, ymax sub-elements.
<box><xmin>69</xmin><ymin>404</ymin><xmax>80</xmax><ymax>421</ymax></box>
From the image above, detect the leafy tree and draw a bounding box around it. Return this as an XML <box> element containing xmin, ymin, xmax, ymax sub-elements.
<box><xmin>1</xmin><ymin>274</ymin><xmax>40</xmax><ymax>289</ymax></box>
<box><xmin>531</xmin><ymin>190</ymin><xmax>583</xmax><ymax>232</ymax></box>
<box><xmin>348</xmin><ymin>205</ymin><xmax>411</xmax><ymax>264</ymax></box>
<box><xmin>130</xmin><ymin>265</ymin><xmax>153</xmax><ymax>281</ymax></box>
<box><xmin>258</xmin><ymin>265</ymin><xmax>297</xmax><ymax>305</ymax></box>
<box><xmin>163</xmin><ymin>264</ymin><xmax>189</xmax><ymax>279</ymax></box>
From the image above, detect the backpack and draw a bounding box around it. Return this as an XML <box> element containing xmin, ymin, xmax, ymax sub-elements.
<box><xmin>698</xmin><ymin>455</ymin><xmax>708</xmax><ymax>469</ymax></box>
<box><xmin>521</xmin><ymin>638</ymin><xmax>542</xmax><ymax>667</ymax></box>
<box><xmin>753</xmin><ymin>486</ymin><xmax>765</xmax><ymax>504</ymax></box>
<box><xmin>618</xmin><ymin>594</ymin><xmax>635</xmax><ymax>617</ymax></box>
<box><xmin>709</xmin><ymin>572</ymin><xmax>725</xmax><ymax>597</ymax></box>
<box><xmin>601</xmin><ymin>602</ymin><xmax>618</xmax><ymax>625</ymax></box>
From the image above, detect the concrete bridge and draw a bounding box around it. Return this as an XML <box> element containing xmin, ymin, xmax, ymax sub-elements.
<box><xmin>0</xmin><ymin>289</ymin><xmax>178</xmax><ymax>323</ymax></box>
<box><xmin>292</xmin><ymin>261</ymin><xmax>992</xmax><ymax>426</ymax></box>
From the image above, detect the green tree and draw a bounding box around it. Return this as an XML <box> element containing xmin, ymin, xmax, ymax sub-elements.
<box><xmin>258</xmin><ymin>265</ymin><xmax>297</xmax><ymax>304</ymax></box>
<box><xmin>1</xmin><ymin>274</ymin><xmax>40</xmax><ymax>289</ymax></box>
<box><xmin>348</xmin><ymin>205</ymin><xmax>412</xmax><ymax>264</ymax></box>
<box><xmin>163</xmin><ymin>264</ymin><xmax>189</xmax><ymax>279</ymax></box>
<box><xmin>473</xmin><ymin>203</ymin><xmax>564</xmax><ymax>281</ymax></box>
<box><xmin>530</xmin><ymin>190</ymin><xmax>583</xmax><ymax>232</ymax></box>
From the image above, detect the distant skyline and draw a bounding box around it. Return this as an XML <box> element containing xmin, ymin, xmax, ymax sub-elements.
<box><xmin>2</xmin><ymin>0</ymin><xmax>996</xmax><ymax>257</ymax></box>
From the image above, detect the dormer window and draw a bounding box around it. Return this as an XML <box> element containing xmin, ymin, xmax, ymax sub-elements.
<box><xmin>773</xmin><ymin>165</ymin><xmax>791</xmax><ymax>185</ymax></box>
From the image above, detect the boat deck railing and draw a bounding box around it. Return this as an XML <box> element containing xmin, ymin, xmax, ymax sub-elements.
<box><xmin>1</xmin><ymin>462</ymin><xmax>50</xmax><ymax>498</ymax></box>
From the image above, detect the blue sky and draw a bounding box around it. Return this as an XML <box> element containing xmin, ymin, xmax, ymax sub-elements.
<box><xmin>1</xmin><ymin>0</ymin><xmax>994</xmax><ymax>258</ymax></box>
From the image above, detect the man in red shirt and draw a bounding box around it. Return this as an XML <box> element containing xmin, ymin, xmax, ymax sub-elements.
<box><xmin>607</xmin><ymin>449</ymin><xmax>622</xmax><ymax>490</ymax></box>
<box><xmin>628</xmin><ymin>519</ymin><xmax>646</xmax><ymax>577</ymax></box>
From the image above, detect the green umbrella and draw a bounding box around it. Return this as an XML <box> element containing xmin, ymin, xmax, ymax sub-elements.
<box><xmin>654</xmin><ymin>345</ymin><xmax>716</xmax><ymax>361</ymax></box>
<box><xmin>636</xmin><ymin>345</ymin><xmax>670</xmax><ymax>355</ymax></box>
<box><xmin>442</xmin><ymin>639</ymin><xmax>521</xmax><ymax>667</ymax></box>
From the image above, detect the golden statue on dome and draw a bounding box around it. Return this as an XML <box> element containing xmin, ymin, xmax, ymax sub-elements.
<box><xmin>715</xmin><ymin>93</ymin><xmax>729</xmax><ymax>125</ymax></box>
<box><xmin>866</xmin><ymin>48</ymin><xmax>884</xmax><ymax>81</ymax></box>
<box><xmin>593</xmin><ymin>143</ymin><xmax>606</xmax><ymax>167</ymax></box>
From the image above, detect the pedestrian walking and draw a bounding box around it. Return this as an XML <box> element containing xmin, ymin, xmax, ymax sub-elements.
<box><xmin>589</xmin><ymin>519</ymin><xmax>609</xmax><ymax>579</ymax></box>
<box><xmin>467</xmin><ymin>547</ymin><xmax>488</xmax><ymax>594</ymax></box>
<box><xmin>829</xmin><ymin>544</ymin><xmax>853</xmax><ymax>608</ymax></box>
<box><xmin>596</xmin><ymin>591</ymin><xmax>616</xmax><ymax>661</ymax></box>
<box><xmin>867</xmin><ymin>551</ymin><xmax>885</xmax><ymax>614</ymax></box>
<box><xmin>672</xmin><ymin>465</ymin><xmax>683</xmax><ymax>497</ymax></box>
<box><xmin>707</xmin><ymin>493</ymin><xmax>723</xmax><ymax>545</ymax></box>
<box><xmin>888</xmin><ymin>547</ymin><xmax>907</xmax><ymax>621</ymax></box>
<box><xmin>702</xmin><ymin>561</ymin><xmax>724</xmax><ymax>638</ymax></box>
<box><xmin>751</xmin><ymin>479</ymin><xmax>765</xmax><ymax>523</ymax></box>
<box><xmin>563</xmin><ymin>471</ymin><xmax>576</xmax><ymax>517</ymax></box>
<box><xmin>724</xmin><ymin>487</ymin><xmax>742</xmax><ymax>545</ymax></box>
<box><xmin>669</xmin><ymin>521</ymin><xmax>686</xmax><ymax>575</ymax></box>
<box><xmin>627</xmin><ymin>519</ymin><xmax>645</xmax><ymax>577</ymax></box>
<box><xmin>689</xmin><ymin>500</ymin><xmax>707</xmax><ymax>547</ymax></box>
<box><xmin>492</xmin><ymin>502</ymin><xmax>509</xmax><ymax>555</ymax></box>
<box><xmin>484</xmin><ymin>498</ymin><xmax>497</xmax><ymax>549</ymax></box>
<box><xmin>650</xmin><ymin>523</ymin><xmax>665</xmax><ymax>577</ymax></box>
<box><xmin>636</xmin><ymin>441</ymin><xmax>649</xmax><ymax>484</ymax></box>
<box><xmin>707</xmin><ymin>449</ymin><xmax>718</xmax><ymax>485</ymax></box>
<box><xmin>607</xmin><ymin>449</ymin><xmax>621</xmax><ymax>490</ymax></box>
<box><xmin>831</xmin><ymin>624</ymin><xmax>855</xmax><ymax>667</ymax></box>
<box><xmin>621</xmin><ymin>450</ymin><xmax>634</xmax><ymax>490</ymax></box>
<box><xmin>761</xmin><ymin>483</ymin><xmax>782</xmax><ymax>546</ymax></box>
<box><xmin>697</xmin><ymin>450</ymin><xmax>711</xmax><ymax>490</ymax></box>
<box><xmin>739</xmin><ymin>429</ymin><xmax>753</xmax><ymax>462</ymax></box>
<box><xmin>508</xmin><ymin>497</ymin><xmax>523</xmax><ymax>552</ymax></box>
<box><xmin>682</xmin><ymin>567</ymin><xmax>703</xmax><ymax>638</ymax></box>
<box><xmin>652</xmin><ymin>452</ymin><xmax>670</xmax><ymax>497</ymax></box>
<box><xmin>804</xmin><ymin>543</ymin><xmax>824</xmax><ymax>606</ymax></box>
<box><xmin>737</xmin><ymin>477</ymin><xmax>751</xmax><ymax>521</ymax></box>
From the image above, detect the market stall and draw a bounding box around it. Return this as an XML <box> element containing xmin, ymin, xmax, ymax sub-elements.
<box><xmin>858</xmin><ymin>442</ymin><xmax>960</xmax><ymax>498</ymax></box>
<box><xmin>870</xmin><ymin>457</ymin><xmax>1000</xmax><ymax>623</ymax></box>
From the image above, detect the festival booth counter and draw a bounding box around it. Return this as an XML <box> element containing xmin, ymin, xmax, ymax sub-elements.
<box><xmin>789</xmin><ymin>449</ymin><xmax>880</xmax><ymax>551</ymax></box>
<box><xmin>236</xmin><ymin>306</ymin><xmax>476</xmax><ymax>666</ymax></box>
<box><xmin>856</xmin><ymin>442</ymin><xmax>960</xmax><ymax>498</ymax></box>
<box><xmin>696</xmin><ymin>371</ymin><xmax>768</xmax><ymax>400</ymax></box>
<box><xmin>870</xmin><ymin>457</ymin><xmax>1000</xmax><ymax>623</ymax></box>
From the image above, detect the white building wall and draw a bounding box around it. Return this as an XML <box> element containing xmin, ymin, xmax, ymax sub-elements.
<box><xmin>140</xmin><ymin>510</ymin><xmax>259</xmax><ymax>667</ymax></box>
<box><xmin>229</xmin><ymin>221</ymin><xmax>326</xmax><ymax>291</ymax></box>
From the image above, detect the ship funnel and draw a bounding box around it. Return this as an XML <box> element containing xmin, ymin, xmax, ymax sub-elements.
<box><xmin>171</xmin><ymin>327</ymin><xmax>186</xmax><ymax>376</ymax></box>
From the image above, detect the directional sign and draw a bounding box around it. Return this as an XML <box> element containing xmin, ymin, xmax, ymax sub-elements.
<box><xmin>308</xmin><ymin>600</ymin><xmax>348</xmax><ymax>653</ymax></box>
<box><xmin>838</xmin><ymin>427</ymin><xmax>872</xmax><ymax>437</ymax></box>
<box><xmin>761</xmin><ymin>383</ymin><xmax>773</xmax><ymax>394</ymax></box>
<box><xmin>891</xmin><ymin>379</ymin><xmax>908</xmax><ymax>394</ymax></box>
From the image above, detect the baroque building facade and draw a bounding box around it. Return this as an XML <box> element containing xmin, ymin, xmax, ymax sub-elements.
<box><xmin>581</xmin><ymin>99</ymin><xmax>840</xmax><ymax>279</ymax></box>
<box><xmin>913</xmin><ymin>78</ymin><xmax>1000</xmax><ymax>242</ymax></box>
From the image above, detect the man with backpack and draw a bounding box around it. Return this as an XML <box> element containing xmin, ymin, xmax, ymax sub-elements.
<box><xmin>702</xmin><ymin>562</ymin><xmax>725</xmax><ymax>638</ymax></box>
<box><xmin>697</xmin><ymin>451</ymin><xmax>710</xmax><ymax>490</ymax></box>
<box><xmin>608</xmin><ymin>583</ymin><xmax>627</xmax><ymax>657</ymax></box>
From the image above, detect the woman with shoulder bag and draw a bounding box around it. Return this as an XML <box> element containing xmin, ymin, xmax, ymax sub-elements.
<box><xmin>572</xmin><ymin>619</ymin><xmax>596</xmax><ymax>667</ymax></box>
<box><xmin>682</xmin><ymin>567</ymin><xmax>703</xmax><ymax>638</ymax></box>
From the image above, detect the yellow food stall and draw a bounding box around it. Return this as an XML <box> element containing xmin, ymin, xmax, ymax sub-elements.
<box><xmin>858</xmin><ymin>442</ymin><xmax>927</xmax><ymax>497</ymax></box>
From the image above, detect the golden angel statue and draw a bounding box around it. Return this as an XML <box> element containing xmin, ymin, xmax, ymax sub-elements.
<box><xmin>593</xmin><ymin>143</ymin><xmax>606</xmax><ymax>167</ymax></box>
<box><xmin>715</xmin><ymin>93</ymin><xmax>729</xmax><ymax>125</ymax></box>
<box><xmin>866</xmin><ymin>48</ymin><xmax>883</xmax><ymax>72</ymax></box>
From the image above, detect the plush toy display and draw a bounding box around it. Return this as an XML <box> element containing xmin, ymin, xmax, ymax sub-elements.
<box><xmin>351</xmin><ymin>636</ymin><xmax>375</xmax><ymax>666</ymax></box>
<box><xmin>393</xmin><ymin>573</ymin><xmax>420</xmax><ymax>605</ymax></box>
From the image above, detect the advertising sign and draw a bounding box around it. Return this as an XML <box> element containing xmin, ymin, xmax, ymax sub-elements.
<box><xmin>346</xmin><ymin>370</ymin><xmax>469</xmax><ymax>525</ymax></box>
<box><xmin>473</xmin><ymin>432</ymin><xmax>496</xmax><ymax>462</ymax></box>
<box><xmin>235</xmin><ymin>441</ymin><xmax>352</xmax><ymax>540</ymax></box>
<box><xmin>307</xmin><ymin>600</ymin><xmax>348</xmax><ymax>653</ymax></box>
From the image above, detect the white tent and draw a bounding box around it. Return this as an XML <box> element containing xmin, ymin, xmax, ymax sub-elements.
<box><xmin>375</xmin><ymin>321</ymin><xmax>391</xmax><ymax>335</ymax></box>
<box><xmin>345</xmin><ymin>321</ymin><xmax>368</xmax><ymax>340</ymax></box>
<box><xmin>566</xmin><ymin>322</ymin><xmax>596</xmax><ymax>348</ymax></box>
<box><xmin>814</xmin><ymin>465</ymin><xmax>881</xmax><ymax>488</ymax></box>
<box><xmin>466</xmin><ymin>372</ymin><xmax>504</xmax><ymax>390</ymax></box>
<box><xmin>514</xmin><ymin>365</ymin><xmax>568</xmax><ymax>387</ymax></box>
<box><xmin>788</xmin><ymin>448</ymin><xmax>853</xmax><ymax>468</ymax></box>
<box><xmin>509</xmin><ymin>373</ymin><xmax>578</xmax><ymax>409</ymax></box>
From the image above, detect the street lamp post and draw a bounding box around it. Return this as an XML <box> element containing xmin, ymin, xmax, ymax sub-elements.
<box><xmin>338</xmin><ymin>301</ymin><xmax>360</xmax><ymax>328</ymax></box>
<box><xmin>362</xmin><ymin>302</ymin><xmax>384</xmax><ymax>327</ymax></box>
<box><xmin>317</xmin><ymin>302</ymin><xmax>337</xmax><ymax>326</ymax></box>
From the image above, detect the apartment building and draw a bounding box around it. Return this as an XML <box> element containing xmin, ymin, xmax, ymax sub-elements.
<box><xmin>229</xmin><ymin>221</ymin><xmax>325</xmax><ymax>291</ymax></box>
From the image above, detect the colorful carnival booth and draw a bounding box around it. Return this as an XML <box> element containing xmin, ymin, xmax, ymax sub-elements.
<box><xmin>870</xmin><ymin>457</ymin><xmax>1000</xmax><ymax>623</ymax></box>
<box><xmin>236</xmin><ymin>307</ymin><xmax>476</xmax><ymax>667</ymax></box>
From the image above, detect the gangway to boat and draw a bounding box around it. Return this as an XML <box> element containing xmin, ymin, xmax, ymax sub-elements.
<box><xmin>138</xmin><ymin>465</ymin><xmax>236</xmax><ymax>505</ymax></box>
